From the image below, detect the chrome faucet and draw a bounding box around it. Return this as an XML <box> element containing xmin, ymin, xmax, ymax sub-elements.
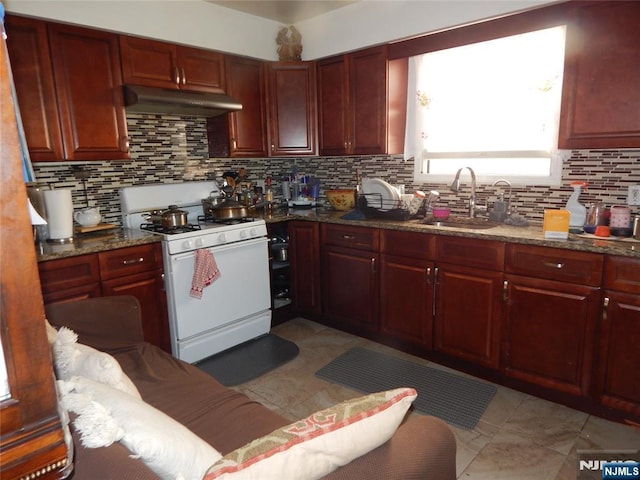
<box><xmin>449</xmin><ymin>167</ymin><xmax>487</xmax><ymax>218</ymax></box>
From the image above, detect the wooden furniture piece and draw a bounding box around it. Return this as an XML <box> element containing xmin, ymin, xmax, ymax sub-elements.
<box><xmin>120</xmin><ymin>36</ymin><xmax>226</xmax><ymax>93</ymax></box>
<box><xmin>266</xmin><ymin>61</ymin><xmax>318</xmax><ymax>156</ymax></box>
<box><xmin>37</xmin><ymin>243</ymin><xmax>170</xmax><ymax>352</ymax></box>
<box><xmin>5</xmin><ymin>15</ymin><xmax>129</xmax><ymax>161</ymax></box>
<box><xmin>502</xmin><ymin>244</ymin><xmax>602</xmax><ymax>396</ymax></box>
<box><xmin>0</xmin><ymin>31</ymin><xmax>70</xmax><ymax>479</ymax></box>
<box><xmin>380</xmin><ymin>229</ymin><xmax>435</xmax><ymax>349</ymax></box>
<box><xmin>595</xmin><ymin>255</ymin><xmax>640</xmax><ymax>417</ymax></box>
<box><xmin>317</xmin><ymin>46</ymin><xmax>408</xmax><ymax>156</ymax></box>
<box><xmin>559</xmin><ymin>1</ymin><xmax>640</xmax><ymax>149</ymax></box>
<box><xmin>433</xmin><ymin>236</ymin><xmax>504</xmax><ymax>369</ymax></box>
<box><xmin>289</xmin><ymin>220</ymin><xmax>321</xmax><ymax>316</ymax></box>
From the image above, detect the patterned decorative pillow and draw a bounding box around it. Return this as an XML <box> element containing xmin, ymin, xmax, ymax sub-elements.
<box><xmin>204</xmin><ymin>387</ymin><xmax>417</xmax><ymax>480</ymax></box>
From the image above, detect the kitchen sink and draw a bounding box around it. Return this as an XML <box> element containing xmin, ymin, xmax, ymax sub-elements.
<box><xmin>421</xmin><ymin>216</ymin><xmax>500</xmax><ymax>229</ymax></box>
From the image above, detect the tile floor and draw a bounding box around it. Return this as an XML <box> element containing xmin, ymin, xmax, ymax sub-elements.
<box><xmin>231</xmin><ymin>317</ymin><xmax>640</xmax><ymax>480</ymax></box>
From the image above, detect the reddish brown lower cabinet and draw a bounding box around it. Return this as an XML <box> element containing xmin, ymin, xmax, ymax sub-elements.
<box><xmin>380</xmin><ymin>230</ymin><xmax>435</xmax><ymax>348</ymax></box>
<box><xmin>594</xmin><ymin>256</ymin><xmax>640</xmax><ymax>417</ymax></box>
<box><xmin>38</xmin><ymin>243</ymin><xmax>170</xmax><ymax>352</ymax></box>
<box><xmin>289</xmin><ymin>221</ymin><xmax>321</xmax><ymax>316</ymax></box>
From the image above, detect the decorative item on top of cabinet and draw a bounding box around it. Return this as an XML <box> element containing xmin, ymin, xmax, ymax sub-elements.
<box><xmin>276</xmin><ymin>25</ymin><xmax>302</xmax><ymax>61</ymax></box>
<box><xmin>433</xmin><ymin>236</ymin><xmax>504</xmax><ymax>369</ymax></box>
<box><xmin>5</xmin><ymin>15</ymin><xmax>129</xmax><ymax>161</ymax></box>
<box><xmin>321</xmin><ymin>224</ymin><xmax>380</xmax><ymax>335</ymax></box>
<box><xmin>207</xmin><ymin>55</ymin><xmax>268</xmax><ymax>158</ymax></box>
<box><xmin>502</xmin><ymin>244</ymin><xmax>603</xmax><ymax>396</ymax></box>
<box><xmin>266</xmin><ymin>61</ymin><xmax>318</xmax><ymax>156</ymax></box>
<box><xmin>317</xmin><ymin>45</ymin><xmax>408</xmax><ymax>156</ymax></box>
<box><xmin>559</xmin><ymin>1</ymin><xmax>640</xmax><ymax>148</ymax></box>
<box><xmin>120</xmin><ymin>36</ymin><xmax>226</xmax><ymax>93</ymax></box>
<box><xmin>594</xmin><ymin>255</ymin><xmax>640</xmax><ymax>419</ymax></box>
<box><xmin>380</xmin><ymin>229</ymin><xmax>435</xmax><ymax>349</ymax></box>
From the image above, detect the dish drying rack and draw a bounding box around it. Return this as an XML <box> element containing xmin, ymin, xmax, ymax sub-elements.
<box><xmin>356</xmin><ymin>193</ymin><xmax>413</xmax><ymax>221</ymax></box>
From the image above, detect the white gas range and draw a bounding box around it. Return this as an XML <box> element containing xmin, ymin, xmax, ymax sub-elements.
<box><xmin>120</xmin><ymin>181</ymin><xmax>271</xmax><ymax>364</ymax></box>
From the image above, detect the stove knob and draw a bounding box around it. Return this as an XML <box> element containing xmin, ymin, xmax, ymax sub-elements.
<box><xmin>218</xmin><ymin>233</ymin><xmax>227</xmax><ymax>244</ymax></box>
<box><xmin>249</xmin><ymin>228</ymin><xmax>258</xmax><ymax>237</ymax></box>
<box><xmin>195</xmin><ymin>238</ymin><xmax>205</xmax><ymax>248</ymax></box>
<box><xmin>183</xmin><ymin>239</ymin><xmax>194</xmax><ymax>250</ymax></box>
<box><xmin>239</xmin><ymin>229</ymin><xmax>248</xmax><ymax>239</ymax></box>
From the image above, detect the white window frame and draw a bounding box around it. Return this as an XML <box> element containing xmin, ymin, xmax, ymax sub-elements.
<box><xmin>406</xmin><ymin>26</ymin><xmax>568</xmax><ymax>187</ymax></box>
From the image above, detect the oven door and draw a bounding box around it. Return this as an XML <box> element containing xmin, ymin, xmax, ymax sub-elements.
<box><xmin>165</xmin><ymin>237</ymin><xmax>271</xmax><ymax>361</ymax></box>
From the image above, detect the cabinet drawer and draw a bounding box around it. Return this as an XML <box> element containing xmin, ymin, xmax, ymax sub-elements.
<box><xmin>98</xmin><ymin>243</ymin><xmax>163</xmax><ymax>280</ymax></box>
<box><xmin>506</xmin><ymin>244</ymin><xmax>603</xmax><ymax>286</ymax></box>
<box><xmin>322</xmin><ymin>224</ymin><xmax>379</xmax><ymax>251</ymax></box>
<box><xmin>436</xmin><ymin>236</ymin><xmax>504</xmax><ymax>271</ymax></box>
<box><xmin>381</xmin><ymin>229</ymin><xmax>435</xmax><ymax>259</ymax></box>
<box><xmin>39</xmin><ymin>254</ymin><xmax>100</xmax><ymax>293</ymax></box>
<box><xmin>605</xmin><ymin>255</ymin><xmax>640</xmax><ymax>294</ymax></box>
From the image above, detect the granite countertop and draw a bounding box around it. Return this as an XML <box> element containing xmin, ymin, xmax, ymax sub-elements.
<box><xmin>36</xmin><ymin>208</ymin><xmax>640</xmax><ymax>262</ymax></box>
<box><xmin>272</xmin><ymin>207</ymin><xmax>640</xmax><ymax>258</ymax></box>
<box><xmin>36</xmin><ymin>228</ymin><xmax>161</xmax><ymax>262</ymax></box>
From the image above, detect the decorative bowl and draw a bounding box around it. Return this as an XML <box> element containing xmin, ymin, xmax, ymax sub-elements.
<box><xmin>326</xmin><ymin>189</ymin><xmax>356</xmax><ymax>211</ymax></box>
<box><xmin>432</xmin><ymin>207</ymin><xmax>451</xmax><ymax>220</ymax></box>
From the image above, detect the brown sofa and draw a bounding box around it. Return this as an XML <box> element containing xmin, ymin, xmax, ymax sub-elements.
<box><xmin>46</xmin><ymin>296</ymin><xmax>457</xmax><ymax>480</ymax></box>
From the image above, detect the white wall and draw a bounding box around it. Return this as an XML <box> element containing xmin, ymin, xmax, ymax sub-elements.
<box><xmin>6</xmin><ymin>0</ymin><xmax>559</xmax><ymax>60</ymax></box>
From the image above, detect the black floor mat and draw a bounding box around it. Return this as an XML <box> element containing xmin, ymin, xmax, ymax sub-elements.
<box><xmin>196</xmin><ymin>334</ymin><xmax>299</xmax><ymax>386</ymax></box>
<box><xmin>316</xmin><ymin>347</ymin><xmax>497</xmax><ymax>430</ymax></box>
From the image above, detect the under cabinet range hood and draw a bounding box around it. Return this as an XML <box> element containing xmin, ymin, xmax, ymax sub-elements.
<box><xmin>123</xmin><ymin>85</ymin><xmax>242</xmax><ymax>117</ymax></box>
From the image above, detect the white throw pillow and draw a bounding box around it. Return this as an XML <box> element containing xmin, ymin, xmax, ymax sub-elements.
<box><xmin>60</xmin><ymin>376</ymin><xmax>222</xmax><ymax>480</ymax></box>
<box><xmin>53</xmin><ymin>326</ymin><xmax>141</xmax><ymax>399</ymax></box>
<box><xmin>204</xmin><ymin>387</ymin><xmax>417</xmax><ymax>480</ymax></box>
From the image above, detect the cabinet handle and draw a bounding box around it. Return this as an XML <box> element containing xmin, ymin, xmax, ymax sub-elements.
<box><xmin>542</xmin><ymin>261</ymin><xmax>564</xmax><ymax>269</ymax></box>
<box><xmin>433</xmin><ymin>267</ymin><xmax>439</xmax><ymax>285</ymax></box>
<box><xmin>231</xmin><ymin>138</ymin><xmax>237</xmax><ymax>149</ymax></box>
<box><xmin>173</xmin><ymin>66</ymin><xmax>180</xmax><ymax>85</ymax></box>
<box><xmin>503</xmin><ymin>280</ymin><xmax>509</xmax><ymax>301</ymax></box>
<box><xmin>123</xmin><ymin>257</ymin><xmax>144</xmax><ymax>265</ymax></box>
<box><xmin>342</xmin><ymin>235</ymin><xmax>356</xmax><ymax>240</ymax></box>
<box><xmin>603</xmin><ymin>297</ymin><xmax>609</xmax><ymax>322</ymax></box>
<box><xmin>181</xmin><ymin>67</ymin><xmax>187</xmax><ymax>86</ymax></box>
<box><xmin>371</xmin><ymin>257</ymin><xmax>376</xmax><ymax>273</ymax></box>
<box><xmin>161</xmin><ymin>273</ymin><xmax>166</xmax><ymax>291</ymax></box>
<box><xmin>425</xmin><ymin>267</ymin><xmax>431</xmax><ymax>285</ymax></box>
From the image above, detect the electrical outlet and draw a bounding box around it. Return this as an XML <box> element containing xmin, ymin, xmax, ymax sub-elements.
<box><xmin>628</xmin><ymin>185</ymin><xmax>640</xmax><ymax>206</ymax></box>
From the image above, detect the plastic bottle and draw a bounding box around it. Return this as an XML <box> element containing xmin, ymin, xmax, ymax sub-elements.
<box><xmin>566</xmin><ymin>181</ymin><xmax>587</xmax><ymax>230</ymax></box>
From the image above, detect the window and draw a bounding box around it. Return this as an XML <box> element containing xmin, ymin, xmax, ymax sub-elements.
<box><xmin>405</xmin><ymin>26</ymin><xmax>567</xmax><ymax>186</ymax></box>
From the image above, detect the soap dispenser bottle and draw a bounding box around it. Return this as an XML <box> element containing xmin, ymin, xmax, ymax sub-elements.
<box><xmin>566</xmin><ymin>181</ymin><xmax>587</xmax><ymax>230</ymax></box>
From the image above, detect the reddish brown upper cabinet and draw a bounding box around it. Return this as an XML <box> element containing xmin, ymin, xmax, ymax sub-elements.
<box><xmin>266</xmin><ymin>61</ymin><xmax>318</xmax><ymax>156</ymax></box>
<box><xmin>595</xmin><ymin>255</ymin><xmax>640</xmax><ymax>418</ymax></box>
<box><xmin>6</xmin><ymin>16</ymin><xmax>129</xmax><ymax>161</ymax></box>
<box><xmin>120</xmin><ymin>36</ymin><xmax>226</xmax><ymax>93</ymax></box>
<box><xmin>559</xmin><ymin>1</ymin><xmax>640</xmax><ymax>148</ymax></box>
<box><xmin>502</xmin><ymin>245</ymin><xmax>603</xmax><ymax>396</ymax></box>
<box><xmin>317</xmin><ymin>46</ymin><xmax>407</xmax><ymax>156</ymax></box>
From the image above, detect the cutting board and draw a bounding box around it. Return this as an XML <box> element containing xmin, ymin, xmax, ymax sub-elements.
<box><xmin>74</xmin><ymin>223</ymin><xmax>117</xmax><ymax>234</ymax></box>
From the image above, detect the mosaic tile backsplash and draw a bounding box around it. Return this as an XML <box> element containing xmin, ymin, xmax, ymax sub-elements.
<box><xmin>32</xmin><ymin>113</ymin><xmax>640</xmax><ymax>227</ymax></box>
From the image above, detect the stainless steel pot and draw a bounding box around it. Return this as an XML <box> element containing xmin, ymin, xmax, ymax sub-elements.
<box><xmin>202</xmin><ymin>195</ymin><xmax>225</xmax><ymax>217</ymax></box>
<box><xmin>210</xmin><ymin>199</ymin><xmax>250</xmax><ymax>220</ymax></box>
<box><xmin>160</xmin><ymin>205</ymin><xmax>189</xmax><ymax>228</ymax></box>
<box><xmin>271</xmin><ymin>243</ymin><xmax>288</xmax><ymax>262</ymax></box>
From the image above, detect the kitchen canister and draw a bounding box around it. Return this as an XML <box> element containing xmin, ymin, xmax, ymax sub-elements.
<box><xmin>43</xmin><ymin>188</ymin><xmax>74</xmax><ymax>243</ymax></box>
<box><xmin>609</xmin><ymin>205</ymin><xmax>631</xmax><ymax>228</ymax></box>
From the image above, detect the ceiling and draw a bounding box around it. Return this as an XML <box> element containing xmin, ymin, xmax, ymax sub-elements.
<box><xmin>207</xmin><ymin>1</ymin><xmax>359</xmax><ymax>24</ymax></box>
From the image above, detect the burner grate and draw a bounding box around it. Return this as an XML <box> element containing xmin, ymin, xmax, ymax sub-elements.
<box><xmin>140</xmin><ymin>223</ymin><xmax>202</xmax><ymax>235</ymax></box>
<box><xmin>197</xmin><ymin>215</ymin><xmax>256</xmax><ymax>225</ymax></box>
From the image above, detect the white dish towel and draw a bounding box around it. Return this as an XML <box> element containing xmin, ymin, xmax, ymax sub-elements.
<box><xmin>190</xmin><ymin>249</ymin><xmax>221</xmax><ymax>299</ymax></box>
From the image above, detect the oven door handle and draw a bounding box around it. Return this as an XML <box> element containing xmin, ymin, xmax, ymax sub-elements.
<box><xmin>170</xmin><ymin>237</ymin><xmax>268</xmax><ymax>262</ymax></box>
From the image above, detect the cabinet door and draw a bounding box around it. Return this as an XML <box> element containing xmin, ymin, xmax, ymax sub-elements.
<box><xmin>559</xmin><ymin>1</ymin><xmax>640</xmax><ymax>148</ymax></box>
<box><xmin>322</xmin><ymin>246</ymin><xmax>378</xmax><ymax>334</ymax></box>
<box><xmin>48</xmin><ymin>23</ymin><xmax>129</xmax><ymax>160</ymax></box>
<box><xmin>266</xmin><ymin>61</ymin><xmax>317</xmax><ymax>156</ymax></box>
<box><xmin>595</xmin><ymin>290</ymin><xmax>640</xmax><ymax>417</ymax></box>
<box><xmin>317</xmin><ymin>55</ymin><xmax>349</xmax><ymax>155</ymax></box>
<box><xmin>38</xmin><ymin>254</ymin><xmax>102</xmax><ymax>304</ymax></box>
<box><xmin>176</xmin><ymin>46</ymin><xmax>225</xmax><ymax>93</ymax></box>
<box><xmin>349</xmin><ymin>46</ymin><xmax>389</xmax><ymax>155</ymax></box>
<box><xmin>4</xmin><ymin>15</ymin><xmax>64</xmax><ymax>162</ymax></box>
<box><xmin>380</xmin><ymin>254</ymin><xmax>434</xmax><ymax>348</ymax></box>
<box><xmin>434</xmin><ymin>262</ymin><xmax>503</xmax><ymax>368</ymax></box>
<box><xmin>289</xmin><ymin>221</ymin><xmax>321</xmax><ymax>315</ymax></box>
<box><xmin>225</xmin><ymin>55</ymin><xmax>268</xmax><ymax>157</ymax></box>
<box><xmin>102</xmin><ymin>269</ymin><xmax>170</xmax><ymax>353</ymax></box>
<box><xmin>502</xmin><ymin>275</ymin><xmax>600</xmax><ymax>396</ymax></box>
<box><xmin>120</xmin><ymin>36</ymin><xmax>179</xmax><ymax>89</ymax></box>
